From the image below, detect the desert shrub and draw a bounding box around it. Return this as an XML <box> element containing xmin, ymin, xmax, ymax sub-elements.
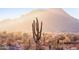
<box><xmin>0</xmin><ymin>32</ymin><xmax>78</xmax><ymax>50</ymax></box>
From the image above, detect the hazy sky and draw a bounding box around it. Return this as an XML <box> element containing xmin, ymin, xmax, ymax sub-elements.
<box><xmin>0</xmin><ymin>8</ymin><xmax>79</xmax><ymax>20</ymax></box>
<box><xmin>0</xmin><ymin>8</ymin><xmax>34</xmax><ymax>20</ymax></box>
<box><xmin>64</xmin><ymin>8</ymin><xmax>79</xmax><ymax>19</ymax></box>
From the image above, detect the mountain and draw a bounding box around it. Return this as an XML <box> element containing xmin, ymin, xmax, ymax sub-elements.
<box><xmin>0</xmin><ymin>8</ymin><xmax>79</xmax><ymax>32</ymax></box>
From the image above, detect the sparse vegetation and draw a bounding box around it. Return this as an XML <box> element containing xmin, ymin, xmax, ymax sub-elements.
<box><xmin>0</xmin><ymin>31</ymin><xmax>78</xmax><ymax>50</ymax></box>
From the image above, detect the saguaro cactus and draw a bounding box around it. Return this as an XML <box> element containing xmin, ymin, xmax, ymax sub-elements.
<box><xmin>32</xmin><ymin>17</ymin><xmax>42</xmax><ymax>50</ymax></box>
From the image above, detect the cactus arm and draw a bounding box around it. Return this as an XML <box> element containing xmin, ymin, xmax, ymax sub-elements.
<box><xmin>36</xmin><ymin>18</ymin><xmax>39</xmax><ymax>40</ymax></box>
<box><xmin>32</xmin><ymin>20</ymin><xmax>37</xmax><ymax>42</ymax></box>
<box><xmin>36</xmin><ymin>17</ymin><xmax>39</xmax><ymax>34</ymax></box>
<box><xmin>39</xmin><ymin>21</ymin><xmax>42</xmax><ymax>39</ymax></box>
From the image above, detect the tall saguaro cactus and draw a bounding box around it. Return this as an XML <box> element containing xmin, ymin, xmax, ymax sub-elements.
<box><xmin>32</xmin><ymin>17</ymin><xmax>42</xmax><ymax>50</ymax></box>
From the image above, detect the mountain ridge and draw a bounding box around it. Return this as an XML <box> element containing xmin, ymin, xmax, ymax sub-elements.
<box><xmin>0</xmin><ymin>8</ymin><xmax>79</xmax><ymax>32</ymax></box>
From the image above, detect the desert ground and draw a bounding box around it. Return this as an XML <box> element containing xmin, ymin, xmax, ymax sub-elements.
<box><xmin>0</xmin><ymin>31</ymin><xmax>79</xmax><ymax>50</ymax></box>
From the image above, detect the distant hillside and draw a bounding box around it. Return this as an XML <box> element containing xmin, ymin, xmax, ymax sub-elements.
<box><xmin>0</xmin><ymin>8</ymin><xmax>79</xmax><ymax>32</ymax></box>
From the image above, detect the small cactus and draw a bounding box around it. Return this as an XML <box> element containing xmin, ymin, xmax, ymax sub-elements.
<box><xmin>48</xmin><ymin>41</ymin><xmax>52</xmax><ymax>50</ymax></box>
<box><xmin>53</xmin><ymin>39</ymin><xmax>64</xmax><ymax>50</ymax></box>
<box><xmin>26</xmin><ymin>39</ymin><xmax>31</xmax><ymax>50</ymax></box>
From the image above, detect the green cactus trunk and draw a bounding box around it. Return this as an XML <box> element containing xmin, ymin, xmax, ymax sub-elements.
<box><xmin>32</xmin><ymin>17</ymin><xmax>42</xmax><ymax>50</ymax></box>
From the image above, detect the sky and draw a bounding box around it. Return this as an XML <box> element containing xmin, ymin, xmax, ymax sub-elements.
<box><xmin>64</xmin><ymin>8</ymin><xmax>79</xmax><ymax>19</ymax></box>
<box><xmin>0</xmin><ymin>8</ymin><xmax>34</xmax><ymax>20</ymax></box>
<box><xmin>0</xmin><ymin>8</ymin><xmax>79</xmax><ymax>20</ymax></box>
